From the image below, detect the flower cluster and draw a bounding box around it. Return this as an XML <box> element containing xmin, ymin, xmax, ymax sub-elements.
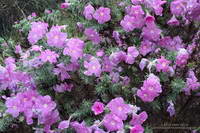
<box><xmin>28</xmin><ymin>21</ymin><xmax>48</xmax><ymax>44</ymax></box>
<box><xmin>137</xmin><ymin>74</ymin><xmax>162</xmax><ymax>102</ymax></box>
<box><xmin>83</xmin><ymin>5</ymin><xmax>111</xmax><ymax>24</ymax></box>
<box><xmin>5</xmin><ymin>90</ymin><xmax>59</xmax><ymax>133</ymax></box>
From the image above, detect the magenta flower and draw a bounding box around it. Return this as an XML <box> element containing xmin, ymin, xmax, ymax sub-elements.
<box><xmin>145</xmin><ymin>0</ymin><xmax>166</xmax><ymax>16</ymax></box>
<box><xmin>46</xmin><ymin>26</ymin><xmax>67</xmax><ymax>48</ymax></box>
<box><xmin>109</xmin><ymin>51</ymin><xmax>126</xmax><ymax>65</ymax></box>
<box><xmin>15</xmin><ymin>45</ymin><xmax>22</xmax><ymax>54</ymax></box>
<box><xmin>84</xmin><ymin>57</ymin><xmax>101</xmax><ymax>77</ymax></box>
<box><xmin>112</xmin><ymin>31</ymin><xmax>122</xmax><ymax>45</ymax></box>
<box><xmin>170</xmin><ymin>0</ymin><xmax>185</xmax><ymax>16</ymax></box>
<box><xmin>121</xmin><ymin>14</ymin><xmax>144</xmax><ymax>32</ymax></box>
<box><xmin>125</xmin><ymin>46</ymin><xmax>139</xmax><ymax>64</ymax></box>
<box><xmin>83</xmin><ymin>4</ymin><xmax>95</xmax><ymax>20</ymax></box>
<box><xmin>130</xmin><ymin>125</ymin><xmax>144</xmax><ymax>133</ymax></box>
<box><xmin>126</xmin><ymin>5</ymin><xmax>145</xmax><ymax>18</ymax></box>
<box><xmin>53</xmin><ymin>63</ymin><xmax>71</xmax><ymax>81</ymax></box>
<box><xmin>71</xmin><ymin>121</ymin><xmax>92</xmax><ymax>133</ymax></box>
<box><xmin>30</xmin><ymin>45</ymin><xmax>42</xmax><ymax>52</ymax></box>
<box><xmin>63</xmin><ymin>38</ymin><xmax>85</xmax><ymax>62</ymax></box>
<box><xmin>60</xmin><ymin>2</ymin><xmax>70</xmax><ymax>9</ymax></box>
<box><xmin>120</xmin><ymin>15</ymin><xmax>136</xmax><ymax>32</ymax></box>
<box><xmin>103</xmin><ymin>113</ymin><xmax>124</xmax><ymax>132</ymax></box>
<box><xmin>40</xmin><ymin>49</ymin><xmax>59</xmax><ymax>64</ymax></box>
<box><xmin>141</xmin><ymin>24</ymin><xmax>161</xmax><ymax>41</ymax></box>
<box><xmin>93</xmin><ymin>7</ymin><xmax>111</xmax><ymax>24</ymax></box>
<box><xmin>84</xmin><ymin>28</ymin><xmax>101</xmax><ymax>44</ymax></box>
<box><xmin>107</xmin><ymin>97</ymin><xmax>132</xmax><ymax>120</ymax></box>
<box><xmin>102</xmin><ymin>56</ymin><xmax>114</xmax><ymax>72</ymax></box>
<box><xmin>156</xmin><ymin>56</ymin><xmax>171</xmax><ymax>72</ymax></box>
<box><xmin>28</xmin><ymin>21</ymin><xmax>48</xmax><ymax>44</ymax></box>
<box><xmin>137</xmin><ymin>74</ymin><xmax>162</xmax><ymax>102</ymax></box>
<box><xmin>5</xmin><ymin>97</ymin><xmax>21</xmax><ymax>117</ymax></box>
<box><xmin>53</xmin><ymin>83</ymin><xmax>73</xmax><ymax>93</ymax></box>
<box><xmin>58</xmin><ymin>120</ymin><xmax>69</xmax><ymax>129</ymax></box>
<box><xmin>130</xmin><ymin>111</ymin><xmax>148</xmax><ymax>126</ymax></box>
<box><xmin>131</xmin><ymin>0</ymin><xmax>144</xmax><ymax>5</ymax></box>
<box><xmin>139</xmin><ymin>40</ymin><xmax>155</xmax><ymax>56</ymax></box>
<box><xmin>167</xmin><ymin>15</ymin><xmax>180</xmax><ymax>26</ymax></box>
<box><xmin>91</xmin><ymin>101</ymin><xmax>105</xmax><ymax>115</ymax></box>
<box><xmin>175</xmin><ymin>48</ymin><xmax>189</xmax><ymax>67</ymax></box>
<box><xmin>183</xmin><ymin>70</ymin><xmax>200</xmax><ymax>95</ymax></box>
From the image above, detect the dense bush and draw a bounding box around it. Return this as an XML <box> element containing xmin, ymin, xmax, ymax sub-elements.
<box><xmin>0</xmin><ymin>0</ymin><xmax>200</xmax><ymax>133</ymax></box>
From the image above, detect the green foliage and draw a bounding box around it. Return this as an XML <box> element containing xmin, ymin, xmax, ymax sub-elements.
<box><xmin>0</xmin><ymin>115</ymin><xmax>14</xmax><ymax>132</ymax></box>
<box><xmin>168</xmin><ymin>78</ymin><xmax>185</xmax><ymax>101</ymax></box>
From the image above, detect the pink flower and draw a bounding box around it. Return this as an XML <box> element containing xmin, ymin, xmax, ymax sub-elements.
<box><xmin>107</xmin><ymin>97</ymin><xmax>132</xmax><ymax>120</ymax></box>
<box><xmin>84</xmin><ymin>28</ymin><xmax>101</xmax><ymax>44</ymax></box>
<box><xmin>83</xmin><ymin>4</ymin><xmax>95</xmax><ymax>20</ymax></box>
<box><xmin>53</xmin><ymin>63</ymin><xmax>71</xmax><ymax>81</ymax></box>
<box><xmin>109</xmin><ymin>51</ymin><xmax>126</xmax><ymax>65</ymax></box>
<box><xmin>60</xmin><ymin>2</ymin><xmax>70</xmax><ymax>9</ymax></box>
<box><xmin>167</xmin><ymin>15</ymin><xmax>180</xmax><ymax>26</ymax></box>
<box><xmin>91</xmin><ymin>101</ymin><xmax>105</xmax><ymax>115</ymax></box>
<box><xmin>120</xmin><ymin>15</ymin><xmax>144</xmax><ymax>32</ymax></box>
<box><xmin>141</xmin><ymin>24</ymin><xmax>162</xmax><ymax>41</ymax></box>
<box><xmin>125</xmin><ymin>46</ymin><xmax>139</xmax><ymax>64</ymax></box>
<box><xmin>71</xmin><ymin>121</ymin><xmax>92</xmax><ymax>133</ymax></box>
<box><xmin>131</xmin><ymin>0</ymin><xmax>144</xmax><ymax>5</ymax></box>
<box><xmin>156</xmin><ymin>56</ymin><xmax>171</xmax><ymax>72</ymax></box>
<box><xmin>130</xmin><ymin>125</ymin><xmax>144</xmax><ymax>133</ymax></box>
<box><xmin>145</xmin><ymin>0</ymin><xmax>166</xmax><ymax>16</ymax></box>
<box><xmin>15</xmin><ymin>45</ymin><xmax>22</xmax><ymax>54</ymax></box>
<box><xmin>139</xmin><ymin>40</ymin><xmax>155</xmax><ymax>56</ymax></box>
<box><xmin>5</xmin><ymin>97</ymin><xmax>21</xmax><ymax>117</ymax></box>
<box><xmin>130</xmin><ymin>111</ymin><xmax>148</xmax><ymax>126</ymax></box>
<box><xmin>30</xmin><ymin>45</ymin><xmax>42</xmax><ymax>52</ymax></box>
<box><xmin>84</xmin><ymin>57</ymin><xmax>101</xmax><ymax>77</ymax></box>
<box><xmin>63</xmin><ymin>38</ymin><xmax>85</xmax><ymax>62</ymax></box>
<box><xmin>103</xmin><ymin>113</ymin><xmax>123</xmax><ymax>132</ymax></box>
<box><xmin>102</xmin><ymin>56</ymin><xmax>114</xmax><ymax>72</ymax></box>
<box><xmin>170</xmin><ymin>0</ymin><xmax>185</xmax><ymax>16</ymax></box>
<box><xmin>183</xmin><ymin>70</ymin><xmax>200</xmax><ymax>95</ymax></box>
<box><xmin>93</xmin><ymin>7</ymin><xmax>111</xmax><ymax>24</ymax></box>
<box><xmin>120</xmin><ymin>15</ymin><xmax>136</xmax><ymax>32</ymax></box>
<box><xmin>46</xmin><ymin>26</ymin><xmax>67</xmax><ymax>48</ymax></box>
<box><xmin>40</xmin><ymin>49</ymin><xmax>59</xmax><ymax>64</ymax></box>
<box><xmin>53</xmin><ymin>83</ymin><xmax>73</xmax><ymax>93</ymax></box>
<box><xmin>175</xmin><ymin>48</ymin><xmax>189</xmax><ymax>67</ymax></box>
<box><xmin>126</xmin><ymin>5</ymin><xmax>145</xmax><ymax>18</ymax></box>
<box><xmin>137</xmin><ymin>74</ymin><xmax>162</xmax><ymax>102</ymax></box>
<box><xmin>58</xmin><ymin>120</ymin><xmax>69</xmax><ymax>129</ymax></box>
<box><xmin>28</xmin><ymin>22</ymin><xmax>48</xmax><ymax>44</ymax></box>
